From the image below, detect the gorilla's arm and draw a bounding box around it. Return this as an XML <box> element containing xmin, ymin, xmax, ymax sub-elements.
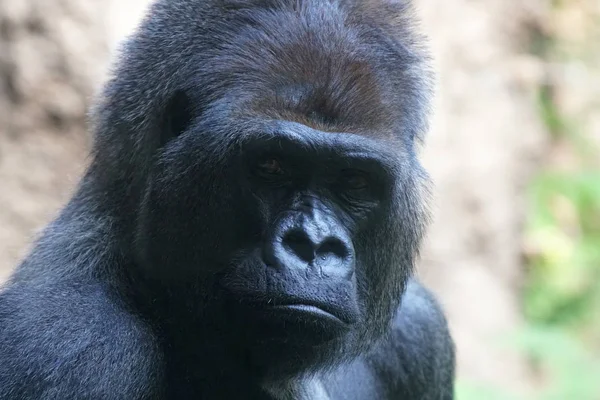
<box><xmin>324</xmin><ymin>278</ymin><xmax>455</xmax><ymax>400</ymax></box>
<box><xmin>0</xmin><ymin>280</ymin><xmax>163</xmax><ymax>400</ymax></box>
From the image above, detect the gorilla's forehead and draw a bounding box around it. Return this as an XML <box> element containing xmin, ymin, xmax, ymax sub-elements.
<box><xmin>246</xmin><ymin>76</ymin><xmax>396</xmax><ymax>137</ymax></box>
<box><xmin>205</xmin><ymin>4</ymin><xmax>403</xmax><ymax>137</ymax></box>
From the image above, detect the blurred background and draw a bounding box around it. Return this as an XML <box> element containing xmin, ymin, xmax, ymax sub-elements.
<box><xmin>0</xmin><ymin>0</ymin><xmax>598</xmax><ymax>398</ymax></box>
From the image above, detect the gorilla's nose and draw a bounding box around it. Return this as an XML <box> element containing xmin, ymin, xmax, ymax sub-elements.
<box><xmin>282</xmin><ymin>230</ymin><xmax>348</xmax><ymax>264</ymax></box>
<box><xmin>264</xmin><ymin>221</ymin><xmax>355</xmax><ymax>279</ymax></box>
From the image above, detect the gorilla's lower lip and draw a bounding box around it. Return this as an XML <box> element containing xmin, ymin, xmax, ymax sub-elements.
<box><xmin>270</xmin><ymin>304</ymin><xmax>346</xmax><ymax>325</ymax></box>
<box><xmin>247</xmin><ymin>302</ymin><xmax>350</xmax><ymax>343</ymax></box>
<box><xmin>257</xmin><ymin>303</ymin><xmax>353</xmax><ymax>333</ymax></box>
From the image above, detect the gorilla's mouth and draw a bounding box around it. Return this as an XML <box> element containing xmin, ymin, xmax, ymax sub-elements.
<box><xmin>250</xmin><ymin>299</ymin><xmax>354</xmax><ymax>338</ymax></box>
<box><xmin>269</xmin><ymin>303</ymin><xmax>347</xmax><ymax>325</ymax></box>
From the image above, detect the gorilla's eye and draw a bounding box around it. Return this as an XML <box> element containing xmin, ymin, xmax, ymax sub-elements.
<box><xmin>340</xmin><ymin>170</ymin><xmax>370</xmax><ymax>190</ymax></box>
<box><xmin>257</xmin><ymin>158</ymin><xmax>285</xmax><ymax>176</ymax></box>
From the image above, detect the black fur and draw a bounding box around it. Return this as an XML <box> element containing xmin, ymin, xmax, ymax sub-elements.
<box><xmin>0</xmin><ymin>0</ymin><xmax>455</xmax><ymax>399</ymax></box>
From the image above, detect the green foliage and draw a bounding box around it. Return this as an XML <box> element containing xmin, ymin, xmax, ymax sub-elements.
<box><xmin>537</xmin><ymin>86</ymin><xmax>564</xmax><ymax>139</ymax></box>
<box><xmin>459</xmin><ymin>63</ymin><xmax>600</xmax><ymax>400</ymax></box>
<box><xmin>512</xmin><ymin>326</ymin><xmax>600</xmax><ymax>400</ymax></box>
<box><xmin>525</xmin><ymin>170</ymin><xmax>600</xmax><ymax>331</ymax></box>
<box><xmin>455</xmin><ymin>380</ymin><xmax>523</xmax><ymax>400</ymax></box>
<box><xmin>453</xmin><ymin>141</ymin><xmax>600</xmax><ymax>399</ymax></box>
<box><xmin>513</xmin><ymin>3</ymin><xmax>600</xmax><ymax>393</ymax></box>
<box><xmin>456</xmin><ymin>326</ymin><xmax>600</xmax><ymax>400</ymax></box>
<box><xmin>519</xmin><ymin>28</ymin><xmax>600</xmax><ymax>396</ymax></box>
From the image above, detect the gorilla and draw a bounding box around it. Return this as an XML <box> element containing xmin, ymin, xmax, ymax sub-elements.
<box><xmin>0</xmin><ymin>0</ymin><xmax>455</xmax><ymax>399</ymax></box>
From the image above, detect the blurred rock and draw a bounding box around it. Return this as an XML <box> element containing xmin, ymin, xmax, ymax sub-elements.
<box><xmin>0</xmin><ymin>0</ymin><xmax>109</xmax><ymax>281</ymax></box>
<box><xmin>416</xmin><ymin>0</ymin><xmax>547</xmax><ymax>393</ymax></box>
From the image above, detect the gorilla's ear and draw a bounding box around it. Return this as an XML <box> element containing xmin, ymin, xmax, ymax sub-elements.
<box><xmin>160</xmin><ymin>90</ymin><xmax>192</xmax><ymax>147</ymax></box>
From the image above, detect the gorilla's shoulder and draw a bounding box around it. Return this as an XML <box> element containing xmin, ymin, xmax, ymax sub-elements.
<box><xmin>397</xmin><ymin>279</ymin><xmax>450</xmax><ymax>327</ymax></box>
<box><xmin>357</xmin><ymin>279</ymin><xmax>455</xmax><ymax>398</ymax></box>
<box><xmin>391</xmin><ymin>279</ymin><xmax>454</xmax><ymax>355</ymax></box>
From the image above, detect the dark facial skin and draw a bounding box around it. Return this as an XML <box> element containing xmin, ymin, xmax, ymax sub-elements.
<box><xmin>0</xmin><ymin>1</ymin><xmax>454</xmax><ymax>399</ymax></box>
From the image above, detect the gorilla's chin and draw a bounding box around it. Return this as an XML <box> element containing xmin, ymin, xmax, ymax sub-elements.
<box><xmin>219</xmin><ymin>260</ymin><xmax>360</xmax><ymax>347</ymax></box>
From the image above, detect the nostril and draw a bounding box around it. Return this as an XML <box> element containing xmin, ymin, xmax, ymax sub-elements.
<box><xmin>282</xmin><ymin>230</ymin><xmax>315</xmax><ymax>263</ymax></box>
<box><xmin>317</xmin><ymin>237</ymin><xmax>349</xmax><ymax>260</ymax></box>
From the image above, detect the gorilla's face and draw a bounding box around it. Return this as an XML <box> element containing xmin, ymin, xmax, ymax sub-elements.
<box><xmin>134</xmin><ymin>107</ymin><xmax>430</xmax><ymax>374</ymax></box>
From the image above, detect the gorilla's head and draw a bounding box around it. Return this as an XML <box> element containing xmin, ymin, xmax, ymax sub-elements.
<box><xmin>91</xmin><ymin>0</ymin><xmax>432</xmax><ymax>380</ymax></box>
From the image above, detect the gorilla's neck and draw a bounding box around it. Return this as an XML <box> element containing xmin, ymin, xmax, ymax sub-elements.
<box><xmin>263</xmin><ymin>378</ymin><xmax>331</xmax><ymax>400</ymax></box>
